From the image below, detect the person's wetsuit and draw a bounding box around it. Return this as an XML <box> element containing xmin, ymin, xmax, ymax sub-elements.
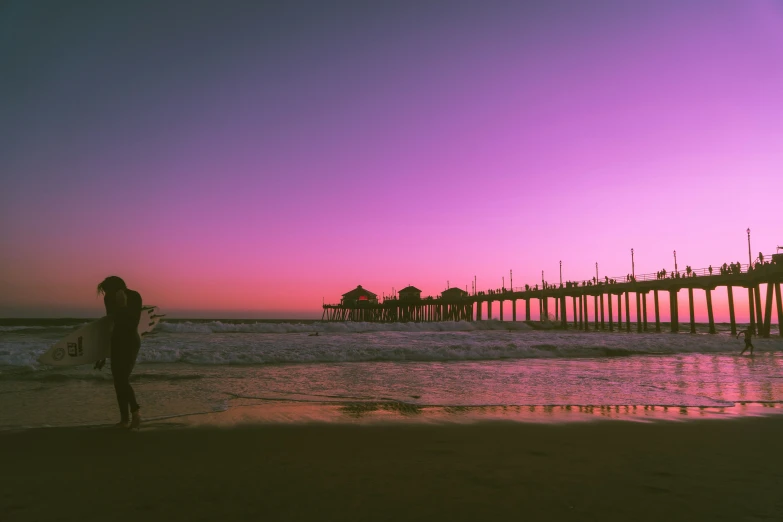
<box><xmin>105</xmin><ymin>289</ymin><xmax>143</xmax><ymax>423</ymax></box>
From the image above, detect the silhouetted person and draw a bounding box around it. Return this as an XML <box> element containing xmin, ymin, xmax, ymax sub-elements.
<box><xmin>737</xmin><ymin>327</ymin><xmax>754</xmax><ymax>355</ymax></box>
<box><xmin>97</xmin><ymin>276</ymin><xmax>143</xmax><ymax>429</ymax></box>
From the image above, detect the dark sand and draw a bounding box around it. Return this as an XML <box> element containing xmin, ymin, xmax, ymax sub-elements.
<box><xmin>2</xmin><ymin>417</ymin><xmax>782</xmax><ymax>522</ymax></box>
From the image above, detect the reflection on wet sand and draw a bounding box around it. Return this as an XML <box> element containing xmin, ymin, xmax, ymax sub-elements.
<box><xmin>166</xmin><ymin>398</ymin><xmax>783</xmax><ymax>428</ymax></box>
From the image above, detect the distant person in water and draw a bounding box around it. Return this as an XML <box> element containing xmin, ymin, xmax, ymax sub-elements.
<box><xmin>97</xmin><ymin>276</ymin><xmax>143</xmax><ymax>429</ymax></box>
<box><xmin>737</xmin><ymin>327</ymin><xmax>754</xmax><ymax>355</ymax></box>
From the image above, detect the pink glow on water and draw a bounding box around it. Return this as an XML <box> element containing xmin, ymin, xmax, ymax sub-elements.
<box><xmin>1</xmin><ymin>1</ymin><xmax>782</xmax><ymax>318</ymax></box>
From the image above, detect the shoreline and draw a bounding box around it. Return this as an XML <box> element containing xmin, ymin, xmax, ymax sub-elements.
<box><xmin>3</xmin><ymin>415</ymin><xmax>782</xmax><ymax>521</ymax></box>
<box><xmin>3</xmin><ymin>399</ymin><xmax>782</xmax><ymax>433</ymax></box>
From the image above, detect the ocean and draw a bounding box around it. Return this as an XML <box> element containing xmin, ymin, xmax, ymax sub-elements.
<box><xmin>1</xmin><ymin>318</ymin><xmax>782</xmax><ymax>429</ymax></box>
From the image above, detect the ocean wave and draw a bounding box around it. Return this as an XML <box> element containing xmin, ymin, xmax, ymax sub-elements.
<box><xmin>157</xmin><ymin>320</ymin><xmax>533</xmax><ymax>334</ymax></box>
<box><xmin>0</xmin><ymin>324</ymin><xmax>88</xmax><ymax>333</ymax></box>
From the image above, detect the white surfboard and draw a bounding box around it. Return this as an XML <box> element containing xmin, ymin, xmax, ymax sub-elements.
<box><xmin>38</xmin><ymin>306</ymin><xmax>164</xmax><ymax>367</ymax></box>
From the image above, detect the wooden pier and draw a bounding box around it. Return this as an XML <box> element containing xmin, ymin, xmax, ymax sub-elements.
<box><xmin>322</xmin><ymin>258</ymin><xmax>783</xmax><ymax>338</ymax></box>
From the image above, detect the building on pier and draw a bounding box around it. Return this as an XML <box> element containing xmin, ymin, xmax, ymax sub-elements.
<box><xmin>340</xmin><ymin>285</ymin><xmax>377</xmax><ymax>306</ymax></box>
<box><xmin>398</xmin><ymin>286</ymin><xmax>422</xmax><ymax>301</ymax></box>
<box><xmin>441</xmin><ymin>287</ymin><xmax>469</xmax><ymax>300</ymax></box>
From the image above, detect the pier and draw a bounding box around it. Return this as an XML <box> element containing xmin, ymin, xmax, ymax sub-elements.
<box><xmin>322</xmin><ymin>256</ymin><xmax>783</xmax><ymax>338</ymax></box>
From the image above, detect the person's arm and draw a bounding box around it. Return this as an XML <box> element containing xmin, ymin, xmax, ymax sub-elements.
<box><xmin>104</xmin><ymin>294</ymin><xmax>114</xmax><ymax>317</ymax></box>
<box><xmin>113</xmin><ymin>290</ymin><xmax>142</xmax><ymax>330</ymax></box>
<box><xmin>96</xmin><ymin>294</ymin><xmax>114</xmax><ymax>370</ymax></box>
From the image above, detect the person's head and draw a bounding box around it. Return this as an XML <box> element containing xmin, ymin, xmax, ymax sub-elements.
<box><xmin>97</xmin><ymin>276</ymin><xmax>127</xmax><ymax>296</ymax></box>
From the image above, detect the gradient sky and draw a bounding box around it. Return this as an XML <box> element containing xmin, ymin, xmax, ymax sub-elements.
<box><xmin>1</xmin><ymin>0</ymin><xmax>782</xmax><ymax>319</ymax></box>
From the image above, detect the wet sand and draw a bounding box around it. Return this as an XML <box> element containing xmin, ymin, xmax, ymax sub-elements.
<box><xmin>2</xmin><ymin>417</ymin><xmax>782</xmax><ymax>522</ymax></box>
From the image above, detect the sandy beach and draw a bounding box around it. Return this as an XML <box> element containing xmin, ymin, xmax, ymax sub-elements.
<box><xmin>3</xmin><ymin>416</ymin><xmax>782</xmax><ymax>522</ymax></box>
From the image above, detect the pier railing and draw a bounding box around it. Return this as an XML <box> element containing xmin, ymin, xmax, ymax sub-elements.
<box><xmin>497</xmin><ymin>257</ymin><xmax>776</xmax><ymax>293</ymax></box>
<box><xmin>603</xmin><ymin>263</ymin><xmax>752</xmax><ymax>284</ymax></box>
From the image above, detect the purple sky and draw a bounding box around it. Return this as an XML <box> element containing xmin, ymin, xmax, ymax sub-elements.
<box><xmin>1</xmin><ymin>0</ymin><xmax>782</xmax><ymax>318</ymax></box>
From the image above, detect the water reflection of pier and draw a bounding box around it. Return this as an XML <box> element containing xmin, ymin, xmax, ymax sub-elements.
<box><xmin>322</xmin><ymin>258</ymin><xmax>783</xmax><ymax>338</ymax></box>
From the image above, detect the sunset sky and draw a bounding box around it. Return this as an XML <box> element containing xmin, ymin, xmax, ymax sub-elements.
<box><xmin>1</xmin><ymin>0</ymin><xmax>782</xmax><ymax>319</ymax></box>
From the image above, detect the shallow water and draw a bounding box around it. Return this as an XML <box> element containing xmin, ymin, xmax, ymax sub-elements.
<box><xmin>1</xmin><ymin>320</ymin><xmax>781</xmax><ymax>429</ymax></box>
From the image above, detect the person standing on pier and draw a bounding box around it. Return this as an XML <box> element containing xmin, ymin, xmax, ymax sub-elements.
<box><xmin>737</xmin><ymin>327</ymin><xmax>754</xmax><ymax>355</ymax></box>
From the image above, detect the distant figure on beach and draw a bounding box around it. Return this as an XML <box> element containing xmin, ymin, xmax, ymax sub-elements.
<box><xmin>97</xmin><ymin>276</ymin><xmax>143</xmax><ymax>429</ymax></box>
<box><xmin>309</xmin><ymin>332</ymin><xmax>319</xmax><ymax>336</ymax></box>
<box><xmin>737</xmin><ymin>327</ymin><xmax>754</xmax><ymax>355</ymax></box>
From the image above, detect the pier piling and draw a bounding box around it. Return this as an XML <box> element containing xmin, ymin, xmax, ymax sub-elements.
<box><xmin>776</xmin><ymin>283</ymin><xmax>783</xmax><ymax>337</ymax></box>
<box><xmin>572</xmin><ymin>296</ymin><xmax>577</xmax><ymax>329</ymax></box>
<box><xmin>706</xmin><ymin>288</ymin><xmax>716</xmax><ymax>334</ymax></box>
<box><xmin>608</xmin><ymin>293</ymin><xmax>614</xmax><ymax>331</ymax></box>
<box><xmin>561</xmin><ymin>296</ymin><xmax>568</xmax><ymax>329</ymax></box>
<box><xmin>654</xmin><ymin>290</ymin><xmax>660</xmax><ymax>332</ymax></box>
<box><xmin>727</xmin><ymin>286</ymin><xmax>736</xmax><ymax>336</ymax></box>
<box><xmin>624</xmin><ymin>292</ymin><xmax>630</xmax><ymax>332</ymax></box>
<box><xmin>688</xmin><ymin>288</ymin><xmax>696</xmax><ymax>334</ymax></box>
<box><xmin>763</xmin><ymin>283</ymin><xmax>773</xmax><ymax>338</ymax></box>
<box><xmin>635</xmin><ymin>292</ymin><xmax>642</xmax><ymax>333</ymax></box>
<box><xmin>754</xmin><ymin>285</ymin><xmax>763</xmax><ymax>336</ymax></box>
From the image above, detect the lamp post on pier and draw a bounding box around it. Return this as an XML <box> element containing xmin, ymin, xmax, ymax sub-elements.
<box><xmin>673</xmin><ymin>250</ymin><xmax>678</xmax><ymax>274</ymax></box>
<box><xmin>747</xmin><ymin>228</ymin><xmax>752</xmax><ymax>266</ymax></box>
<box><xmin>559</xmin><ymin>261</ymin><xmax>562</xmax><ymax>287</ymax></box>
<box><xmin>510</xmin><ymin>270</ymin><xmax>513</xmax><ymax>292</ymax></box>
<box><xmin>596</xmin><ymin>262</ymin><xmax>598</xmax><ymax>283</ymax></box>
<box><xmin>631</xmin><ymin>248</ymin><xmax>635</xmax><ymax>279</ymax></box>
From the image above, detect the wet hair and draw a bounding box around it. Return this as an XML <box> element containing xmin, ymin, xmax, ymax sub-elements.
<box><xmin>97</xmin><ymin>276</ymin><xmax>127</xmax><ymax>296</ymax></box>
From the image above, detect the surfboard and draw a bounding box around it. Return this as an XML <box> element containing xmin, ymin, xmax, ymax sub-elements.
<box><xmin>38</xmin><ymin>306</ymin><xmax>164</xmax><ymax>367</ymax></box>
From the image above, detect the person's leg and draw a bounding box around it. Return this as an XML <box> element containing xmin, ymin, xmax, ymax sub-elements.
<box><xmin>127</xmin><ymin>336</ymin><xmax>141</xmax><ymax>428</ymax></box>
<box><xmin>111</xmin><ymin>352</ymin><xmax>131</xmax><ymax>424</ymax></box>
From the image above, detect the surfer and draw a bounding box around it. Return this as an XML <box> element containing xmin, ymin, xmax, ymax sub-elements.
<box><xmin>737</xmin><ymin>327</ymin><xmax>754</xmax><ymax>355</ymax></box>
<box><xmin>97</xmin><ymin>276</ymin><xmax>143</xmax><ymax>429</ymax></box>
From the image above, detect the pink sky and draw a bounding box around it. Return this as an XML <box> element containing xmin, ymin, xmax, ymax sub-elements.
<box><xmin>1</xmin><ymin>1</ymin><xmax>781</xmax><ymax>319</ymax></box>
